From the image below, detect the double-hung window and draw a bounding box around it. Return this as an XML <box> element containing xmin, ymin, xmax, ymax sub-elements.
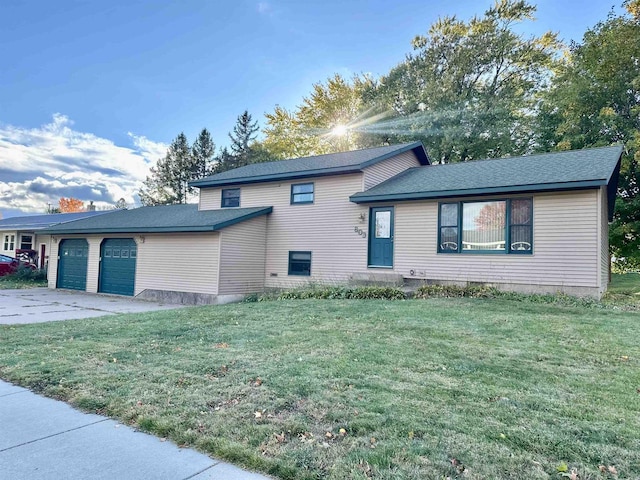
<box><xmin>3</xmin><ymin>235</ymin><xmax>15</xmax><ymax>251</ymax></box>
<box><xmin>20</xmin><ymin>235</ymin><xmax>33</xmax><ymax>250</ymax></box>
<box><xmin>221</xmin><ymin>188</ymin><xmax>240</xmax><ymax>208</ymax></box>
<box><xmin>438</xmin><ymin>198</ymin><xmax>532</xmax><ymax>254</ymax></box>
<box><xmin>291</xmin><ymin>183</ymin><xmax>314</xmax><ymax>204</ymax></box>
<box><xmin>288</xmin><ymin>251</ymin><xmax>311</xmax><ymax>276</ymax></box>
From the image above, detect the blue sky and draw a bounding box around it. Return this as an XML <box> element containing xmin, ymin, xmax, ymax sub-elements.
<box><xmin>0</xmin><ymin>0</ymin><xmax>621</xmax><ymax>217</ymax></box>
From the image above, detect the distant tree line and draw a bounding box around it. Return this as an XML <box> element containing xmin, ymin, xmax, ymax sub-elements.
<box><xmin>139</xmin><ymin>0</ymin><xmax>639</xmax><ymax>267</ymax></box>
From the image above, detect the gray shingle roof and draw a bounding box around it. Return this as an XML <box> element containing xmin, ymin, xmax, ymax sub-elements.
<box><xmin>350</xmin><ymin>145</ymin><xmax>623</xmax><ymax>210</ymax></box>
<box><xmin>190</xmin><ymin>142</ymin><xmax>429</xmax><ymax>187</ymax></box>
<box><xmin>42</xmin><ymin>205</ymin><xmax>273</xmax><ymax>234</ymax></box>
<box><xmin>0</xmin><ymin>211</ymin><xmax>114</xmax><ymax>231</ymax></box>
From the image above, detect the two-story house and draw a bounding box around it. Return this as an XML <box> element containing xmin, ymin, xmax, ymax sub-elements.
<box><xmin>43</xmin><ymin>142</ymin><xmax>622</xmax><ymax>302</ymax></box>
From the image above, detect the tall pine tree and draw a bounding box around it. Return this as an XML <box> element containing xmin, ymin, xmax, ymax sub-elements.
<box><xmin>139</xmin><ymin>132</ymin><xmax>196</xmax><ymax>205</ymax></box>
<box><xmin>191</xmin><ymin>128</ymin><xmax>216</xmax><ymax>178</ymax></box>
<box><xmin>228</xmin><ymin>110</ymin><xmax>259</xmax><ymax>168</ymax></box>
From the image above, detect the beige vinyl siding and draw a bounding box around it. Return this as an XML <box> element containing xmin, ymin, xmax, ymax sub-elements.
<box><xmin>47</xmin><ymin>238</ymin><xmax>60</xmax><ymax>289</ymax></box>
<box><xmin>393</xmin><ymin>190</ymin><xmax>600</xmax><ymax>288</ymax></box>
<box><xmin>362</xmin><ymin>150</ymin><xmax>422</xmax><ymax>190</ymax></box>
<box><xmin>48</xmin><ymin>233</ymin><xmax>220</xmax><ymax>296</ymax></box>
<box><xmin>135</xmin><ymin>233</ymin><xmax>219</xmax><ymax>295</ymax></box>
<box><xmin>218</xmin><ymin>215</ymin><xmax>267</xmax><ymax>294</ymax></box>
<box><xmin>264</xmin><ymin>174</ymin><xmax>368</xmax><ymax>287</ymax></box>
<box><xmin>599</xmin><ymin>187</ymin><xmax>610</xmax><ymax>293</ymax></box>
<box><xmin>86</xmin><ymin>238</ymin><xmax>101</xmax><ymax>293</ymax></box>
<box><xmin>198</xmin><ymin>151</ymin><xmax>421</xmax><ymax>211</ymax></box>
<box><xmin>199</xmin><ymin>188</ymin><xmax>220</xmax><ymax>210</ymax></box>
<box><xmin>199</xmin><ymin>174</ymin><xmax>369</xmax><ymax>287</ymax></box>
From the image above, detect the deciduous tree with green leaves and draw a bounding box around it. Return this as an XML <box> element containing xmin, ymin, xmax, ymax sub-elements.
<box><xmin>370</xmin><ymin>0</ymin><xmax>560</xmax><ymax>163</ymax></box>
<box><xmin>538</xmin><ymin>1</ymin><xmax>640</xmax><ymax>267</ymax></box>
<box><xmin>263</xmin><ymin>74</ymin><xmax>382</xmax><ymax>159</ymax></box>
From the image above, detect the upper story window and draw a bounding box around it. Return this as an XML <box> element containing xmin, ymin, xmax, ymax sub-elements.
<box><xmin>3</xmin><ymin>234</ymin><xmax>15</xmax><ymax>251</ymax></box>
<box><xmin>221</xmin><ymin>188</ymin><xmax>240</xmax><ymax>208</ymax></box>
<box><xmin>291</xmin><ymin>183</ymin><xmax>314</xmax><ymax>204</ymax></box>
<box><xmin>438</xmin><ymin>198</ymin><xmax>532</xmax><ymax>254</ymax></box>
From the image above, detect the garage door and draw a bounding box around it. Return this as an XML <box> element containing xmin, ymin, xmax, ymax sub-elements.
<box><xmin>56</xmin><ymin>239</ymin><xmax>89</xmax><ymax>290</ymax></box>
<box><xmin>99</xmin><ymin>238</ymin><xmax>137</xmax><ymax>296</ymax></box>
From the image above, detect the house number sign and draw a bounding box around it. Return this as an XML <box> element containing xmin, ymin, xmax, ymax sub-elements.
<box><xmin>354</xmin><ymin>226</ymin><xmax>367</xmax><ymax>238</ymax></box>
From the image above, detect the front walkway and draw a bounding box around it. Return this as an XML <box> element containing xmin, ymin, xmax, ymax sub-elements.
<box><xmin>0</xmin><ymin>380</ymin><xmax>271</xmax><ymax>480</ymax></box>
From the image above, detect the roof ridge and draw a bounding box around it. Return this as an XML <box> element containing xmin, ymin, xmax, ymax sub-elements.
<box><xmin>426</xmin><ymin>144</ymin><xmax>623</xmax><ymax>168</ymax></box>
<box><xmin>267</xmin><ymin>142</ymin><xmax>417</xmax><ymax>164</ymax></box>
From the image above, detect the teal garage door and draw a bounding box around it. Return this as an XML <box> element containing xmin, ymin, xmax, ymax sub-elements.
<box><xmin>99</xmin><ymin>238</ymin><xmax>137</xmax><ymax>296</ymax></box>
<box><xmin>56</xmin><ymin>239</ymin><xmax>89</xmax><ymax>290</ymax></box>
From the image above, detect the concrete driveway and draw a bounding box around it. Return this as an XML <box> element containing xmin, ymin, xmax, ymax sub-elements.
<box><xmin>0</xmin><ymin>288</ymin><xmax>182</xmax><ymax>324</ymax></box>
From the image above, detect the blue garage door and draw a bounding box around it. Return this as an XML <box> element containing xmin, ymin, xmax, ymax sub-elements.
<box><xmin>99</xmin><ymin>238</ymin><xmax>137</xmax><ymax>296</ymax></box>
<box><xmin>56</xmin><ymin>239</ymin><xmax>89</xmax><ymax>290</ymax></box>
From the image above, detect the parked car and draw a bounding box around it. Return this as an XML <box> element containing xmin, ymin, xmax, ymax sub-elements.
<box><xmin>0</xmin><ymin>254</ymin><xmax>19</xmax><ymax>276</ymax></box>
<box><xmin>0</xmin><ymin>254</ymin><xmax>36</xmax><ymax>276</ymax></box>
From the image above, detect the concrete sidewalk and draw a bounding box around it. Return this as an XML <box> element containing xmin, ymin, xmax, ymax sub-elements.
<box><xmin>0</xmin><ymin>380</ymin><xmax>271</xmax><ymax>480</ymax></box>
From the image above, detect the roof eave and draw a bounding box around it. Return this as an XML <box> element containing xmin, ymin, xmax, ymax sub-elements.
<box><xmin>349</xmin><ymin>180</ymin><xmax>607</xmax><ymax>203</ymax></box>
<box><xmin>606</xmin><ymin>154</ymin><xmax>623</xmax><ymax>221</ymax></box>
<box><xmin>42</xmin><ymin>207</ymin><xmax>273</xmax><ymax>235</ymax></box>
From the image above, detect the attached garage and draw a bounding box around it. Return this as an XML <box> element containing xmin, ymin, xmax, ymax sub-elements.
<box><xmin>99</xmin><ymin>238</ymin><xmax>137</xmax><ymax>296</ymax></box>
<box><xmin>42</xmin><ymin>204</ymin><xmax>272</xmax><ymax>303</ymax></box>
<box><xmin>56</xmin><ymin>239</ymin><xmax>89</xmax><ymax>290</ymax></box>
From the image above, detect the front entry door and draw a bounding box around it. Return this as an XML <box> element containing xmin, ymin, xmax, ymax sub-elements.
<box><xmin>368</xmin><ymin>207</ymin><xmax>394</xmax><ymax>267</ymax></box>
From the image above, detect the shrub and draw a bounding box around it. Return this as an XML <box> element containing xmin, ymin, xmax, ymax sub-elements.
<box><xmin>0</xmin><ymin>265</ymin><xmax>48</xmax><ymax>283</ymax></box>
<box><xmin>254</xmin><ymin>285</ymin><xmax>407</xmax><ymax>301</ymax></box>
<box><xmin>414</xmin><ymin>284</ymin><xmax>494</xmax><ymax>299</ymax></box>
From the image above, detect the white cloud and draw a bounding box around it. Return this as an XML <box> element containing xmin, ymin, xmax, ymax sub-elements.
<box><xmin>257</xmin><ymin>2</ymin><xmax>271</xmax><ymax>15</ymax></box>
<box><xmin>0</xmin><ymin>114</ymin><xmax>167</xmax><ymax>216</ymax></box>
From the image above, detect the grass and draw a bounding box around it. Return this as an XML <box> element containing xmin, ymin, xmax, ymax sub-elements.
<box><xmin>1</xmin><ymin>291</ymin><xmax>639</xmax><ymax>479</ymax></box>
<box><xmin>0</xmin><ymin>266</ymin><xmax>48</xmax><ymax>289</ymax></box>
<box><xmin>0</xmin><ymin>276</ymin><xmax>47</xmax><ymax>289</ymax></box>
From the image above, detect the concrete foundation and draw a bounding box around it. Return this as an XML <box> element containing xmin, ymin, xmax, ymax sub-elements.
<box><xmin>136</xmin><ymin>289</ymin><xmax>246</xmax><ymax>305</ymax></box>
<box><xmin>350</xmin><ymin>272</ymin><xmax>404</xmax><ymax>286</ymax></box>
<box><xmin>402</xmin><ymin>278</ymin><xmax>602</xmax><ymax>299</ymax></box>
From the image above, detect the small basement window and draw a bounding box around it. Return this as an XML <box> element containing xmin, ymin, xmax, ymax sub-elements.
<box><xmin>221</xmin><ymin>188</ymin><xmax>240</xmax><ymax>208</ymax></box>
<box><xmin>291</xmin><ymin>183</ymin><xmax>314</xmax><ymax>204</ymax></box>
<box><xmin>288</xmin><ymin>251</ymin><xmax>311</xmax><ymax>276</ymax></box>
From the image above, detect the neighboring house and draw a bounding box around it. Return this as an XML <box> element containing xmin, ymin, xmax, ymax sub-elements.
<box><xmin>42</xmin><ymin>142</ymin><xmax>622</xmax><ymax>301</ymax></box>
<box><xmin>0</xmin><ymin>211</ymin><xmax>113</xmax><ymax>269</ymax></box>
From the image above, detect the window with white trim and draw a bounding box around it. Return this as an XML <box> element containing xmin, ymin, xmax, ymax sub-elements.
<box><xmin>3</xmin><ymin>235</ymin><xmax>15</xmax><ymax>251</ymax></box>
<box><xmin>438</xmin><ymin>198</ymin><xmax>532</xmax><ymax>254</ymax></box>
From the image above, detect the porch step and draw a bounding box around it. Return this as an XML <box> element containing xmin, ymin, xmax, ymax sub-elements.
<box><xmin>349</xmin><ymin>272</ymin><xmax>404</xmax><ymax>287</ymax></box>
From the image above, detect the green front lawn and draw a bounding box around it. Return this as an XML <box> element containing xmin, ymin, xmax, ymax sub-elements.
<box><xmin>1</xmin><ymin>296</ymin><xmax>638</xmax><ymax>479</ymax></box>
